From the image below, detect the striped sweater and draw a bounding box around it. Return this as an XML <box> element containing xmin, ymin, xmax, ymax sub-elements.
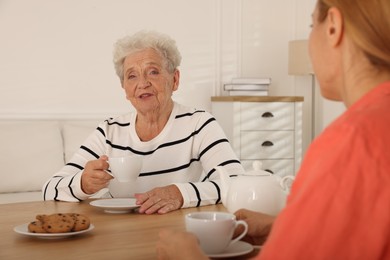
<box><xmin>43</xmin><ymin>102</ymin><xmax>244</xmax><ymax>208</ymax></box>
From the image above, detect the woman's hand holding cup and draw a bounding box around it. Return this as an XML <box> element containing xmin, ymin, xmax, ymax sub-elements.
<box><xmin>81</xmin><ymin>155</ymin><xmax>112</xmax><ymax>194</ymax></box>
<box><xmin>185</xmin><ymin>211</ymin><xmax>249</xmax><ymax>255</ymax></box>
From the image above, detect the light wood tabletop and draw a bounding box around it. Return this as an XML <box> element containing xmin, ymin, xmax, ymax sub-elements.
<box><xmin>0</xmin><ymin>200</ymin><xmax>259</xmax><ymax>260</ymax></box>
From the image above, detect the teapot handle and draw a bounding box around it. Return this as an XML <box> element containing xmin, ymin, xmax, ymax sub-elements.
<box><xmin>279</xmin><ymin>175</ymin><xmax>295</xmax><ymax>191</ymax></box>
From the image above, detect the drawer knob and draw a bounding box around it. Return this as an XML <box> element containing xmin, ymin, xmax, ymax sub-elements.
<box><xmin>261</xmin><ymin>141</ymin><xmax>274</xmax><ymax>147</ymax></box>
<box><xmin>265</xmin><ymin>169</ymin><xmax>274</xmax><ymax>174</ymax></box>
<box><xmin>261</xmin><ymin>112</ymin><xmax>274</xmax><ymax>118</ymax></box>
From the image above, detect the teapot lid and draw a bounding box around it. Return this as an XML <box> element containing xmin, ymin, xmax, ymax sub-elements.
<box><xmin>244</xmin><ymin>161</ymin><xmax>272</xmax><ymax>176</ymax></box>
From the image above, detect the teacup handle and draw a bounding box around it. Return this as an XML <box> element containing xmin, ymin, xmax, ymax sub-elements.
<box><xmin>105</xmin><ymin>160</ymin><xmax>114</xmax><ymax>177</ymax></box>
<box><xmin>229</xmin><ymin>220</ymin><xmax>248</xmax><ymax>246</ymax></box>
<box><xmin>105</xmin><ymin>170</ymin><xmax>114</xmax><ymax>178</ymax></box>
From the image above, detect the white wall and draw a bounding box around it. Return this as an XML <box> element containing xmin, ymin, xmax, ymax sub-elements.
<box><xmin>290</xmin><ymin>0</ymin><xmax>315</xmax><ymax>154</ymax></box>
<box><xmin>0</xmin><ymin>0</ymin><xmax>240</xmax><ymax>117</ymax></box>
<box><xmin>0</xmin><ymin>0</ymin><xmax>344</xmax><ymax>153</ymax></box>
<box><xmin>240</xmin><ymin>0</ymin><xmax>295</xmax><ymax>96</ymax></box>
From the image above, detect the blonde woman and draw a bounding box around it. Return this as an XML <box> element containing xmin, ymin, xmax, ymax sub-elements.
<box><xmin>157</xmin><ymin>0</ymin><xmax>390</xmax><ymax>258</ymax></box>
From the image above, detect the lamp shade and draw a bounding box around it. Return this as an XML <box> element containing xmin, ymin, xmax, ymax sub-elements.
<box><xmin>288</xmin><ymin>39</ymin><xmax>313</xmax><ymax>75</ymax></box>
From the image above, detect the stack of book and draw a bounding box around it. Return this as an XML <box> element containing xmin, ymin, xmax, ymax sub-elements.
<box><xmin>224</xmin><ymin>78</ymin><xmax>271</xmax><ymax>96</ymax></box>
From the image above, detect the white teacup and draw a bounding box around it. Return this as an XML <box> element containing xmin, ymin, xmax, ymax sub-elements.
<box><xmin>108</xmin><ymin>155</ymin><xmax>142</xmax><ymax>182</ymax></box>
<box><xmin>185</xmin><ymin>211</ymin><xmax>248</xmax><ymax>255</ymax></box>
<box><xmin>107</xmin><ymin>155</ymin><xmax>142</xmax><ymax>198</ymax></box>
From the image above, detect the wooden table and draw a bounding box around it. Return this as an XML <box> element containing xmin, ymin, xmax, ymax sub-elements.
<box><xmin>0</xmin><ymin>200</ymin><xmax>259</xmax><ymax>260</ymax></box>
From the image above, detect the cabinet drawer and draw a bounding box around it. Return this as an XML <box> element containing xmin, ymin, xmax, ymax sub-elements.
<box><xmin>240</xmin><ymin>102</ymin><xmax>295</xmax><ymax>130</ymax></box>
<box><xmin>240</xmin><ymin>131</ymin><xmax>294</xmax><ymax>159</ymax></box>
<box><xmin>241</xmin><ymin>159</ymin><xmax>295</xmax><ymax>177</ymax></box>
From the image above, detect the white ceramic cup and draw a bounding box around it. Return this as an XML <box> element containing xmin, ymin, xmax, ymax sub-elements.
<box><xmin>107</xmin><ymin>155</ymin><xmax>142</xmax><ymax>182</ymax></box>
<box><xmin>185</xmin><ymin>211</ymin><xmax>248</xmax><ymax>255</ymax></box>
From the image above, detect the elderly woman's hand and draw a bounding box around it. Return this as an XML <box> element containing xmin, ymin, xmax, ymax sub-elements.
<box><xmin>135</xmin><ymin>184</ymin><xmax>184</xmax><ymax>214</ymax></box>
<box><xmin>156</xmin><ymin>229</ymin><xmax>208</xmax><ymax>260</ymax></box>
<box><xmin>81</xmin><ymin>155</ymin><xmax>112</xmax><ymax>194</ymax></box>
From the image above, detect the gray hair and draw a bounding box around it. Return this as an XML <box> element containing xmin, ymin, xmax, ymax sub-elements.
<box><xmin>113</xmin><ymin>30</ymin><xmax>182</xmax><ymax>84</ymax></box>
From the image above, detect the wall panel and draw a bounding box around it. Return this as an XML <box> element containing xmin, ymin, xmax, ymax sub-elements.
<box><xmin>0</xmin><ymin>0</ymin><xmax>240</xmax><ymax>117</ymax></box>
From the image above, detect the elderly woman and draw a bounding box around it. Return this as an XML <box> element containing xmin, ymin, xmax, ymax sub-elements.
<box><xmin>157</xmin><ymin>0</ymin><xmax>390</xmax><ymax>258</ymax></box>
<box><xmin>43</xmin><ymin>30</ymin><xmax>244</xmax><ymax>214</ymax></box>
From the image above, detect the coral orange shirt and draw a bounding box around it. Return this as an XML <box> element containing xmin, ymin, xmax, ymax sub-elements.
<box><xmin>257</xmin><ymin>82</ymin><xmax>390</xmax><ymax>260</ymax></box>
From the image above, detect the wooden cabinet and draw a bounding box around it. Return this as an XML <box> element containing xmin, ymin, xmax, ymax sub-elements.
<box><xmin>211</xmin><ymin>96</ymin><xmax>303</xmax><ymax>177</ymax></box>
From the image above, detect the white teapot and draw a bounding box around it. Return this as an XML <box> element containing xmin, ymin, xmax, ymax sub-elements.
<box><xmin>216</xmin><ymin>161</ymin><xmax>294</xmax><ymax>216</ymax></box>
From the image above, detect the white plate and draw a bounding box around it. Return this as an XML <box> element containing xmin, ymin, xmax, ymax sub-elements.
<box><xmin>90</xmin><ymin>198</ymin><xmax>140</xmax><ymax>213</ymax></box>
<box><xmin>207</xmin><ymin>241</ymin><xmax>254</xmax><ymax>258</ymax></box>
<box><xmin>14</xmin><ymin>223</ymin><xmax>94</xmax><ymax>239</ymax></box>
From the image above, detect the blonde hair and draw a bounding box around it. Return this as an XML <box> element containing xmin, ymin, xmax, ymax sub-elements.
<box><xmin>113</xmin><ymin>30</ymin><xmax>182</xmax><ymax>84</ymax></box>
<box><xmin>317</xmin><ymin>0</ymin><xmax>390</xmax><ymax>70</ymax></box>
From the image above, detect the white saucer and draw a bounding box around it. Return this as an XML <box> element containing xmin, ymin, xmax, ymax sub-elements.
<box><xmin>90</xmin><ymin>198</ymin><xmax>140</xmax><ymax>213</ymax></box>
<box><xmin>207</xmin><ymin>241</ymin><xmax>254</xmax><ymax>258</ymax></box>
<box><xmin>14</xmin><ymin>223</ymin><xmax>94</xmax><ymax>239</ymax></box>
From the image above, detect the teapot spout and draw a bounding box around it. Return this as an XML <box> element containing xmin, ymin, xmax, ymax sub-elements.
<box><xmin>215</xmin><ymin>166</ymin><xmax>230</xmax><ymax>206</ymax></box>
